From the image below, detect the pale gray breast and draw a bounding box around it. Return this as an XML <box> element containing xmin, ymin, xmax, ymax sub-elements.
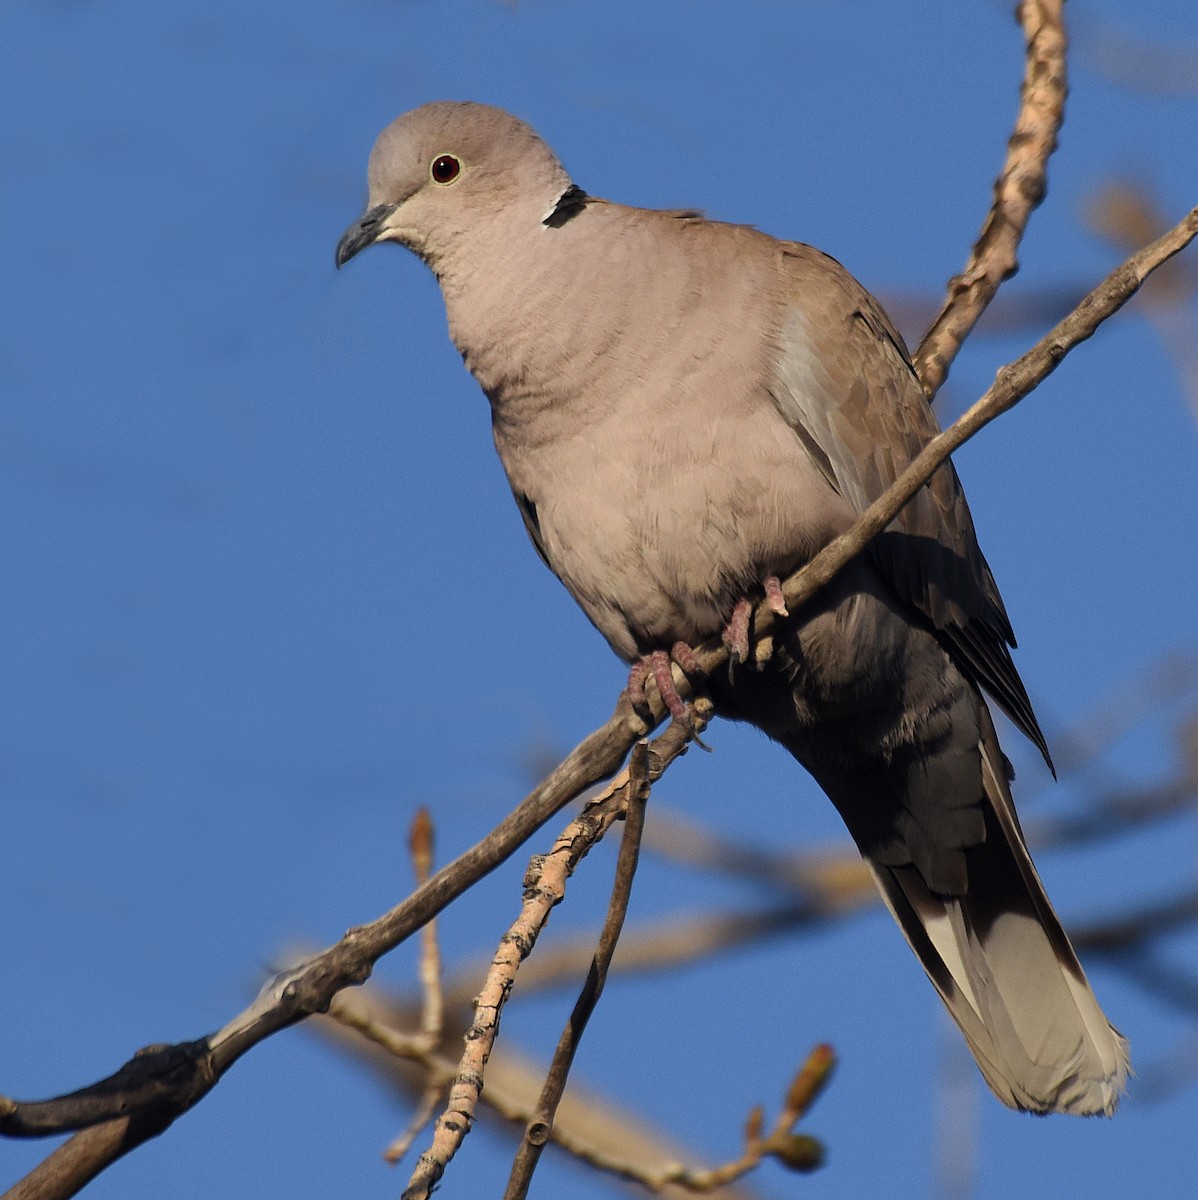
<box><xmin>474</xmin><ymin>210</ymin><xmax>853</xmax><ymax>658</ymax></box>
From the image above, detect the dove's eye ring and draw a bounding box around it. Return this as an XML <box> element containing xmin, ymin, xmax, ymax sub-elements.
<box><xmin>430</xmin><ymin>155</ymin><xmax>462</xmax><ymax>185</ymax></box>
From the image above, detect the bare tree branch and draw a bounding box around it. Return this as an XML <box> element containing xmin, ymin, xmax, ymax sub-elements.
<box><xmin>913</xmin><ymin>0</ymin><xmax>1067</xmax><ymax>396</ymax></box>
<box><xmin>372</xmin><ymin>809</ymin><xmax>449</xmax><ymax>1164</ymax></box>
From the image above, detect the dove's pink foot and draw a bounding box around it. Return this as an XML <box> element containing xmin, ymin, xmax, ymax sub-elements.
<box><xmin>627</xmin><ymin>642</ymin><xmax>702</xmax><ymax>726</ymax></box>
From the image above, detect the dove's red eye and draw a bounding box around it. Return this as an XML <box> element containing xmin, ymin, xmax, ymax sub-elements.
<box><xmin>430</xmin><ymin>155</ymin><xmax>461</xmax><ymax>184</ymax></box>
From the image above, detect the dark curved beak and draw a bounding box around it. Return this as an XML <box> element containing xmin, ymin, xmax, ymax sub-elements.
<box><xmin>335</xmin><ymin>203</ymin><xmax>398</xmax><ymax>269</ymax></box>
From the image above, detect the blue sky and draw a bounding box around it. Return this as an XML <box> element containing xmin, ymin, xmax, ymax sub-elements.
<box><xmin>3</xmin><ymin>1</ymin><xmax>1197</xmax><ymax>1197</ymax></box>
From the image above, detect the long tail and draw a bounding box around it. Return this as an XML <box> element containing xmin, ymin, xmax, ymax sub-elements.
<box><xmin>867</xmin><ymin>706</ymin><xmax>1129</xmax><ymax>1115</ymax></box>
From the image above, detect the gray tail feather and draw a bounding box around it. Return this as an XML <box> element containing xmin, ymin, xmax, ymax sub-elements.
<box><xmin>867</xmin><ymin>707</ymin><xmax>1129</xmax><ymax>1115</ymax></box>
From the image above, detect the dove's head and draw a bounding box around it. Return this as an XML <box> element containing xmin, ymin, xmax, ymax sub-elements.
<box><xmin>335</xmin><ymin>102</ymin><xmax>574</xmax><ymax>271</ymax></box>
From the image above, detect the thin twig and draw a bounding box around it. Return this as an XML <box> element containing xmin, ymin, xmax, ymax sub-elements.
<box><xmin>610</xmin><ymin>1045</ymin><xmax>836</xmax><ymax>1194</ymax></box>
<box><xmin>504</xmin><ymin>744</ymin><xmax>652</xmax><ymax>1200</ymax></box>
<box><xmin>326</xmin><ymin>998</ymin><xmax>445</xmax><ymax>1070</ymax></box>
<box><xmin>386</xmin><ymin>1087</ymin><xmax>447</xmax><ymax>1167</ymax></box>
<box><xmin>373</xmin><ymin>809</ymin><xmax>450</xmax><ymax>1163</ymax></box>
<box><xmin>913</xmin><ymin>0</ymin><xmax>1068</xmax><ymax>397</ymax></box>
<box><xmin>0</xmin><ymin>708</ymin><xmax>649</xmax><ymax>1127</ymax></box>
<box><xmin>1031</xmin><ymin>777</ymin><xmax>1197</xmax><ymax>853</ymax></box>
<box><xmin>408</xmin><ymin>808</ymin><xmax>445</xmax><ymax>1049</ymax></box>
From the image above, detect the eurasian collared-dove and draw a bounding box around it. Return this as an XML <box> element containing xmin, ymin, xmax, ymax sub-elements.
<box><xmin>336</xmin><ymin>101</ymin><xmax>1129</xmax><ymax>1115</ymax></box>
